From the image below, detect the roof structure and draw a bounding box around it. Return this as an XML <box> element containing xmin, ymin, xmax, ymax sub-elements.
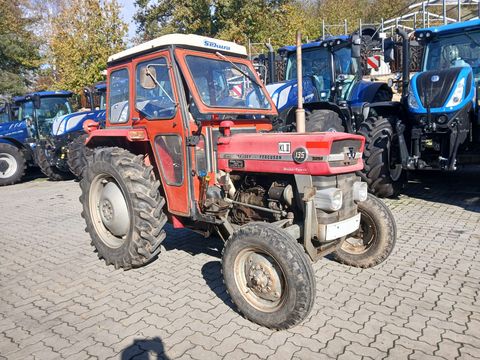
<box><xmin>108</xmin><ymin>34</ymin><xmax>247</xmax><ymax>63</ymax></box>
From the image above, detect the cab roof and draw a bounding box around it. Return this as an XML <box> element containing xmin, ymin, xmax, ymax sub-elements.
<box><xmin>13</xmin><ymin>90</ymin><xmax>73</xmax><ymax>103</ymax></box>
<box><xmin>279</xmin><ymin>35</ymin><xmax>350</xmax><ymax>54</ymax></box>
<box><xmin>108</xmin><ymin>34</ymin><xmax>247</xmax><ymax>64</ymax></box>
<box><xmin>415</xmin><ymin>19</ymin><xmax>480</xmax><ymax>37</ymax></box>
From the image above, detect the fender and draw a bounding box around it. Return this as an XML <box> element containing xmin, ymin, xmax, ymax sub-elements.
<box><xmin>349</xmin><ymin>80</ymin><xmax>393</xmax><ymax>104</ymax></box>
<box><xmin>85</xmin><ymin>128</ymin><xmax>150</xmax><ymax>147</ymax></box>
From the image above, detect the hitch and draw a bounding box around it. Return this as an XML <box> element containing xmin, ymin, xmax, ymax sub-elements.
<box><xmin>395</xmin><ymin>120</ymin><xmax>415</xmax><ymax>169</ymax></box>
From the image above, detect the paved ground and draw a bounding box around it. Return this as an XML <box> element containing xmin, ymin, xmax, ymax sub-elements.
<box><xmin>0</xmin><ymin>169</ymin><xmax>479</xmax><ymax>360</ymax></box>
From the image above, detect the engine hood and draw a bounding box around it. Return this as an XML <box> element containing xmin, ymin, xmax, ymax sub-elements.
<box><xmin>217</xmin><ymin>131</ymin><xmax>365</xmax><ymax>176</ymax></box>
<box><xmin>409</xmin><ymin>66</ymin><xmax>474</xmax><ymax>114</ymax></box>
<box><xmin>51</xmin><ymin>109</ymin><xmax>106</xmax><ymax>137</ymax></box>
<box><xmin>266</xmin><ymin>77</ymin><xmax>319</xmax><ymax>112</ymax></box>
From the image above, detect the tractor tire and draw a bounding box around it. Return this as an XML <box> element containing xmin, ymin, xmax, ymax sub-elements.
<box><xmin>67</xmin><ymin>134</ymin><xmax>92</xmax><ymax>179</ymax></box>
<box><xmin>0</xmin><ymin>143</ymin><xmax>26</xmax><ymax>186</ymax></box>
<box><xmin>333</xmin><ymin>194</ymin><xmax>396</xmax><ymax>268</ymax></box>
<box><xmin>222</xmin><ymin>223</ymin><xmax>315</xmax><ymax>330</ymax></box>
<box><xmin>80</xmin><ymin>147</ymin><xmax>167</xmax><ymax>270</ymax></box>
<box><xmin>34</xmin><ymin>145</ymin><xmax>73</xmax><ymax>181</ymax></box>
<box><xmin>306</xmin><ymin>109</ymin><xmax>345</xmax><ymax>132</ymax></box>
<box><xmin>357</xmin><ymin>117</ymin><xmax>406</xmax><ymax>198</ymax></box>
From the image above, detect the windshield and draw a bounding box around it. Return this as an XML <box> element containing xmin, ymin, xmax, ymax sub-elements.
<box><xmin>424</xmin><ymin>31</ymin><xmax>480</xmax><ymax>81</ymax></box>
<box><xmin>285</xmin><ymin>45</ymin><xmax>360</xmax><ymax>100</ymax></box>
<box><xmin>185</xmin><ymin>55</ymin><xmax>271</xmax><ymax>110</ymax></box>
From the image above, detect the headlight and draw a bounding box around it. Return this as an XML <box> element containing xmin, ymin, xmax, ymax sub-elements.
<box><xmin>408</xmin><ymin>85</ymin><xmax>420</xmax><ymax>109</ymax></box>
<box><xmin>314</xmin><ymin>188</ymin><xmax>343</xmax><ymax>212</ymax></box>
<box><xmin>446</xmin><ymin>78</ymin><xmax>465</xmax><ymax>108</ymax></box>
<box><xmin>353</xmin><ymin>181</ymin><xmax>368</xmax><ymax>202</ymax></box>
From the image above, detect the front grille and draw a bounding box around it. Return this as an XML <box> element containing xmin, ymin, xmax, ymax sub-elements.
<box><xmin>416</xmin><ymin>68</ymin><xmax>461</xmax><ymax>108</ymax></box>
<box><xmin>329</xmin><ymin>139</ymin><xmax>362</xmax><ymax>168</ymax></box>
<box><xmin>312</xmin><ymin>174</ymin><xmax>358</xmax><ymax>225</ymax></box>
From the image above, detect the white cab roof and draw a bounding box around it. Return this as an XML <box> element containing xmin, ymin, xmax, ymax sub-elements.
<box><xmin>108</xmin><ymin>34</ymin><xmax>247</xmax><ymax>63</ymax></box>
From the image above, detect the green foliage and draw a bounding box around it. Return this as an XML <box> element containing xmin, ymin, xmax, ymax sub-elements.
<box><xmin>0</xmin><ymin>0</ymin><xmax>40</xmax><ymax>96</ymax></box>
<box><xmin>49</xmin><ymin>0</ymin><xmax>128</xmax><ymax>93</ymax></box>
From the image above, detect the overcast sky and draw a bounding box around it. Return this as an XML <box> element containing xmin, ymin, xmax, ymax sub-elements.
<box><xmin>118</xmin><ymin>0</ymin><xmax>136</xmax><ymax>41</ymax></box>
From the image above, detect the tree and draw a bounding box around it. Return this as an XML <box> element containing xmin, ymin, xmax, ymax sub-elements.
<box><xmin>49</xmin><ymin>0</ymin><xmax>128</xmax><ymax>93</ymax></box>
<box><xmin>0</xmin><ymin>0</ymin><xmax>41</xmax><ymax>96</ymax></box>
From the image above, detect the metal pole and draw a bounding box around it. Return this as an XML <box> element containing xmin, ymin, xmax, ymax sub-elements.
<box><xmin>414</xmin><ymin>13</ymin><xmax>417</xmax><ymax>29</ymax></box>
<box><xmin>381</xmin><ymin>18</ymin><xmax>385</xmax><ymax>52</ymax></box>
<box><xmin>295</xmin><ymin>30</ymin><xmax>305</xmax><ymax>133</ymax></box>
<box><xmin>423</xmin><ymin>2</ymin><xmax>426</xmax><ymax>28</ymax></box>
<box><xmin>443</xmin><ymin>0</ymin><xmax>447</xmax><ymax>24</ymax></box>
<box><xmin>458</xmin><ymin>0</ymin><xmax>461</xmax><ymax>21</ymax></box>
<box><xmin>322</xmin><ymin>20</ymin><xmax>325</xmax><ymax>40</ymax></box>
<box><xmin>345</xmin><ymin>19</ymin><xmax>348</xmax><ymax>35</ymax></box>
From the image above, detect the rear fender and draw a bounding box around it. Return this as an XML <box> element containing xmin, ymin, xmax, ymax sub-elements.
<box><xmin>350</xmin><ymin>80</ymin><xmax>393</xmax><ymax>104</ymax></box>
<box><xmin>279</xmin><ymin>102</ymin><xmax>349</xmax><ymax>131</ymax></box>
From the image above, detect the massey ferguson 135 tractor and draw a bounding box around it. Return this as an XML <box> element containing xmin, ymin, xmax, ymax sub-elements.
<box><xmin>266</xmin><ymin>35</ymin><xmax>404</xmax><ymax>198</ymax></box>
<box><xmin>79</xmin><ymin>34</ymin><xmax>396</xmax><ymax>329</ymax></box>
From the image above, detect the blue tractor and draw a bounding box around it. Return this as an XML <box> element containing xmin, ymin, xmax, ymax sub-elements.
<box><xmin>392</xmin><ymin>20</ymin><xmax>480</xmax><ymax>176</ymax></box>
<box><xmin>266</xmin><ymin>35</ymin><xmax>403</xmax><ymax>197</ymax></box>
<box><xmin>0</xmin><ymin>85</ymin><xmax>107</xmax><ymax>186</ymax></box>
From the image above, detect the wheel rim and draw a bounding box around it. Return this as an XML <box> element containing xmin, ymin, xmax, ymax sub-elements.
<box><xmin>341</xmin><ymin>210</ymin><xmax>377</xmax><ymax>255</ymax></box>
<box><xmin>89</xmin><ymin>174</ymin><xmax>130</xmax><ymax>248</ymax></box>
<box><xmin>234</xmin><ymin>248</ymin><xmax>286</xmax><ymax>312</ymax></box>
<box><xmin>0</xmin><ymin>153</ymin><xmax>18</xmax><ymax>179</ymax></box>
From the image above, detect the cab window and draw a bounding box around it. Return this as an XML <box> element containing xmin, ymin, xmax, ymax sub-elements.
<box><xmin>136</xmin><ymin>57</ymin><xmax>176</xmax><ymax>119</ymax></box>
<box><xmin>109</xmin><ymin>68</ymin><xmax>130</xmax><ymax>124</ymax></box>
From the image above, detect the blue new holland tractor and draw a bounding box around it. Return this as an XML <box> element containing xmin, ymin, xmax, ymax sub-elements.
<box><xmin>0</xmin><ymin>85</ymin><xmax>106</xmax><ymax>186</ymax></box>
<box><xmin>392</xmin><ymin>20</ymin><xmax>480</xmax><ymax>176</ymax></box>
<box><xmin>266</xmin><ymin>35</ymin><xmax>403</xmax><ymax>197</ymax></box>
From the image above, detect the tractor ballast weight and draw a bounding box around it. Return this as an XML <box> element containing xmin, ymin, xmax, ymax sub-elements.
<box><xmin>79</xmin><ymin>33</ymin><xmax>396</xmax><ymax>330</ymax></box>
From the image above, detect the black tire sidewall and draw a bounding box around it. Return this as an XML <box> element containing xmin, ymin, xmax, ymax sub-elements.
<box><xmin>0</xmin><ymin>143</ymin><xmax>25</xmax><ymax>186</ymax></box>
<box><xmin>82</xmin><ymin>154</ymin><xmax>136</xmax><ymax>262</ymax></box>
<box><xmin>222</xmin><ymin>223</ymin><xmax>315</xmax><ymax>329</ymax></box>
<box><xmin>333</xmin><ymin>194</ymin><xmax>396</xmax><ymax>268</ymax></box>
<box><xmin>306</xmin><ymin>110</ymin><xmax>345</xmax><ymax>132</ymax></box>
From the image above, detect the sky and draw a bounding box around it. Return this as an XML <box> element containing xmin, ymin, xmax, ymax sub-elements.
<box><xmin>118</xmin><ymin>0</ymin><xmax>137</xmax><ymax>41</ymax></box>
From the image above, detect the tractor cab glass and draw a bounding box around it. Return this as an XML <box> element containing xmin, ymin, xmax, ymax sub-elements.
<box><xmin>136</xmin><ymin>58</ymin><xmax>176</xmax><ymax>119</ymax></box>
<box><xmin>109</xmin><ymin>69</ymin><xmax>130</xmax><ymax>123</ymax></box>
<box><xmin>17</xmin><ymin>96</ymin><xmax>73</xmax><ymax>137</ymax></box>
<box><xmin>285</xmin><ymin>44</ymin><xmax>361</xmax><ymax>101</ymax></box>
<box><xmin>185</xmin><ymin>55</ymin><xmax>271</xmax><ymax>110</ymax></box>
<box><xmin>423</xmin><ymin>31</ymin><xmax>480</xmax><ymax>81</ymax></box>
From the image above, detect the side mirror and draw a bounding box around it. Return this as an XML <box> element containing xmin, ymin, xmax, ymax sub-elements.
<box><xmin>139</xmin><ymin>65</ymin><xmax>157</xmax><ymax>89</ymax></box>
<box><xmin>384</xmin><ymin>38</ymin><xmax>395</xmax><ymax>63</ymax></box>
<box><xmin>32</xmin><ymin>94</ymin><xmax>41</xmax><ymax>109</ymax></box>
<box><xmin>351</xmin><ymin>34</ymin><xmax>362</xmax><ymax>59</ymax></box>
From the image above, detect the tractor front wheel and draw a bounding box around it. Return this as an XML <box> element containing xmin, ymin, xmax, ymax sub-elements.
<box><xmin>0</xmin><ymin>143</ymin><xmax>26</xmax><ymax>186</ymax></box>
<box><xmin>222</xmin><ymin>223</ymin><xmax>315</xmax><ymax>329</ymax></box>
<box><xmin>67</xmin><ymin>134</ymin><xmax>92</xmax><ymax>179</ymax></box>
<box><xmin>357</xmin><ymin>116</ymin><xmax>406</xmax><ymax>197</ymax></box>
<box><xmin>333</xmin><ymin>194</ymin><xmax>396</xmax><ymax>268</ymax></box>
<box><xmin>80</xmin><ymin>147</ymin><xmax>167</xmax><ymax>270</ymax></box>
<box><xmin>34</xmin><ymin>145</ymin><xmax>73</xmax><ymax>181</ymax></box>
<box><xmin>305</xmin><ymin>109</ymin><xmax>345</xmax><ymax>132</ymax></box>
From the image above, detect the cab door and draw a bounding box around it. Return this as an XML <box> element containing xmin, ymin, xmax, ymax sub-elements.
<box><xmin>132</xmin><ymin>50</ymin><xmax>191</xmax><ymax>216</ymax></box>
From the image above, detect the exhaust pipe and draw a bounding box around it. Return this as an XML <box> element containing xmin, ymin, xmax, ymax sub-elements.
<box><xmin>265</xmin><ymin>43</ymin><xmax>276</xmax><ymax>84</ymax></box>
<box><xmin>295</xmin><ymin>30</ymin><xmax>305</xmax><ymax>133</ymax></box>
<box><xmin>395</xmin><ymin>28</ymin><xmax>410</xmax><ymax>103</ymax></box>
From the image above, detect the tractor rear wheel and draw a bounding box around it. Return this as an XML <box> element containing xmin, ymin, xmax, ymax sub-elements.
<box><xmin>333</xmin><ymin>194</ymin><xmax>396</xmax><ymax>268</ymax></box>
<box><xmin>0</xmin><ymin>143</ymin><xmax>26</xmax><ymax>186</ymax></box>
<box><xmin>80</xmin><ymin>147</ymin><xmax>167</xmax><ymax>270</ymax></box>
<box><xmin>67</xmin><ymin>134</ymin><xmax>92</xmax><ymax>179</ymax></box>
<box><xmin>34</xmin><ymin>145</ymin><xmax>73</xmax><ymax>181</ymax></box>
<box><xmin>306</xmin><ymin>109</ymin><xmax>345</xmax><ymax>132</ymax></box>
<box><xmin>357</xmin><ymin>116</ymin><xmax>406</xmax><ymax>198</ymax></box>
<box><xmin>222</xmin><ymin>223</ymin><xmax>315</xmax><ymax>329</ymax></box>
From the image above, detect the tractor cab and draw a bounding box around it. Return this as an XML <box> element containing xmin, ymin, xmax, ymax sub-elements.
<box><xmin>13</xmin><ymin>91</ymin><xmax>74</xmax><ymax>140</ymax></box>
<box><xmin>80</xmin><ymin>34</ymin><xmax>396</xmax><ymax>330</ymax></box>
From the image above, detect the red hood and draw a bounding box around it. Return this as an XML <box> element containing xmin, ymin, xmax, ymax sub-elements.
<box><xmin>217</xmin><ymin>132</ymin><xmax>365</xmax><ymax>176</ymax></box>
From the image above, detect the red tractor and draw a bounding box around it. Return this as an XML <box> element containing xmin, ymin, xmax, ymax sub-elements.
<box><xmin>79</xmin><ymin>34</ymin><xmax>396</xmax><ymax>329</ymax></box>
